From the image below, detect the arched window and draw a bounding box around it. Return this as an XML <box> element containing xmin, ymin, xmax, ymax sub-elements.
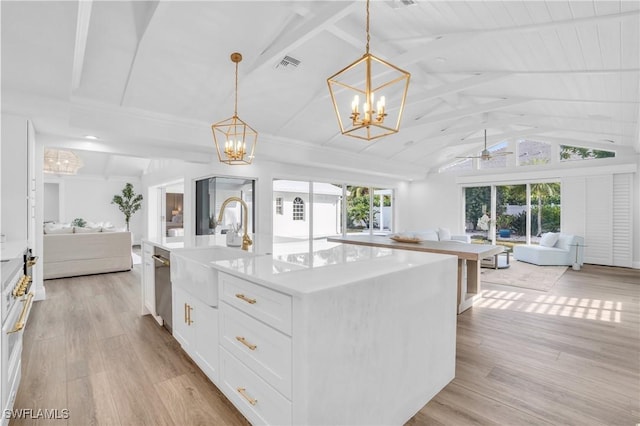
<box><xmin>293</xmin><ymin>197</ymin><xmax>304</xmax><ymax>221</ymax></box>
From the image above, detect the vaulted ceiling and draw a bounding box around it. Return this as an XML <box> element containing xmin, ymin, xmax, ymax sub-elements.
<box><xmin>2</xmin><ymin>1</ymin><xmax>639</xmax><ymax>180</ymax></box>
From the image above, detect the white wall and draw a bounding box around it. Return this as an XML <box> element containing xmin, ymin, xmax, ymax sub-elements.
<box><xmin>49</xmin><ymin>176</ymin><xmax>144</xmax><ymax>243</ymax></box>
<box><xmin>401</xmin><ymin>174</ymin><xmax>463</xmax><ymax>234</ymax></box>
<box><xmin>43</xmin><ymin>182</ymin><xmax>59</xmax><ymax>222</ymax></box>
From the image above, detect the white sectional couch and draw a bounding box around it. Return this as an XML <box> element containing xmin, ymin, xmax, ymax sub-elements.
<box><xmin>43</xmin><ymin>231</ymin><xmax>132</xmax><ymax>279</ymax></box>
<box><xmin>513</xmin><ymin>233</ymin><xmax>584</xmax><ymax>266</ymax></box>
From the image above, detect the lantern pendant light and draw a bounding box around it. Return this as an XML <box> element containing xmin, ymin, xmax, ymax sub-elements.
<box><xmin>212</xmin><ymin>52</ymin><xmax>258</xmax><ymax>165</ymax></box>
<box><xmin>327</xmin><ymin>0</ymin><xmax>411</xmax><ymax>141</ymax></box>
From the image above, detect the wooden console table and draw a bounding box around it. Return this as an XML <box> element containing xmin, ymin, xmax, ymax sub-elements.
<box><xmin>328</xmin><ymin>235</ymin><xmax>504</xmax><ymax>313</ymax></box>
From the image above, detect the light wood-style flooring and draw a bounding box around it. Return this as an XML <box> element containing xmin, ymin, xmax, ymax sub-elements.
<box><xmin>11</xmin><ymin>264</ymin><xmax>640</xmax><ymax>425</ymax></box>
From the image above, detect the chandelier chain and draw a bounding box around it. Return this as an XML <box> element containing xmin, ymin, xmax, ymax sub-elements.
<box><xmin>365</xmin><ymin>0</ymin><xmax>370</xmax><ymax>54</ymax></box>
<box><xmin>234</xmin><ymin>60</ymin><xmax>238</xmax><ymax>116</ymax></box>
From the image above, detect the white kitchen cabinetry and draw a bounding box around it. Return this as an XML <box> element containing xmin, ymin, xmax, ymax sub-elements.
<box><xmin>169</xmin><ymin>244</ymin><xmax>457</xmax><ymax>425</ymax></box>
<box><xmin>172</xmin><ymin>286</ymin><xmax>219</xmax><ymax>382</ymax></box>
<box><xmin>219</xmin><ymin>273</ymin><xmax>293</xmax><ymax>424</ymax></box>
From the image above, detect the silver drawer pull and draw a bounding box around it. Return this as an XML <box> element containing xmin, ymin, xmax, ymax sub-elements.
<box><xmin>237</xmin><ymin>387</ymin><xmax>257</xmax><ymax>405</ymax></box>
<box><xmin>235</xmin><ymin>293</ymin><xmax>256</xmax><ymax>304</ymax></box>
<box><xmin>236</xmin><ymin>336</ymin><xmax>257</xmax><ymax>351</ymax></box>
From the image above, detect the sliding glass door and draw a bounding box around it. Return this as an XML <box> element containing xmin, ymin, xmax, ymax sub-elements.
<box><xmin>464</xmin><ymin>182</ymin><xmax>561</xmax><ymax>246</ymax></box>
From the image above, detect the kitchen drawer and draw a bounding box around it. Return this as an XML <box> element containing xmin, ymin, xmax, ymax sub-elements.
<box><xmin>220</xmin><ymin>273</ymin><xmax>292</xmax><ymax>335</ymax></box>
<box><xmin>221</xmin><ymin>302</ymin><xmax>292</xmax><ymax>399</ymax></box>
<box><xmin>220</xmin><ymin>348</ymin><xmax>292</xmax><ymax>426</ymax></box>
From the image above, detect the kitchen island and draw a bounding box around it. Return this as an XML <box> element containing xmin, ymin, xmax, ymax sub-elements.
<box><xmin>328</xmin><ymin>234</ymin><xmax>504</xmax><ymax>313</ymax></box>
<box><xmin>169</xmin><ymin>239</ymin><xmax>458</xmax><ymax>425</ymax></box>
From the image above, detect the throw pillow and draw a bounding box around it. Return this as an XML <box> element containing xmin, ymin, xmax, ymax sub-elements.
<box><xmin>539</xmin><ymin>232</ymin><xmax>559</xmax><ymax>247</ymax></box>
<box><xmin>438</xmin><ymin>227</ymin><xmax>452</xmax><ymax>241</ymax></box>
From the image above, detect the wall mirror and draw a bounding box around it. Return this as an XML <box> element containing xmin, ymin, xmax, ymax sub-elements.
<box><xmin>195</xmin><ymin>176</ymin><xmax>255</xmax><ymax>235</ymax></box>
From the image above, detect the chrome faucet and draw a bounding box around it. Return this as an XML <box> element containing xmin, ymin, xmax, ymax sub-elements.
<box><xmin>217</xmin><ymin>196</ymin><xmax>252</xmax><ymax>251</ymax></box>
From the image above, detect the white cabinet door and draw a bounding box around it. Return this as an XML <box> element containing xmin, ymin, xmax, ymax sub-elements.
<box><xmin>192</xmin><ymin>297</ymin><xmax>219</xmax><ymax>383</ymax></box>
<box><xmin>173</xmin><ymin>285</ymin><xmax>219</xmax><ymax>382</ymax></box>
<box><xmin>172</xmin><ymin>286</ymin><xmax>194</xmax><ymax>352</ymax></box>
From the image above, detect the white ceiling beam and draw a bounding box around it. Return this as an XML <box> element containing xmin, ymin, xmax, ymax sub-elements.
<box><xmin>389</xmin><ymin>9</ymin><xmax>640</xmax><ymax>45</ymax></box>
<box><xmin>71</xmin><ymin>0</ymin><xmax>93</xmax><ymax>91</ymax></box>
<box><xmin>119</xmin><ymin>1</ymin><xmax>166</xmax><ymax>106</ymax></box>
<box><xmin>246</xmin><ymin>1</ymin><xmax>360</xmax><ymax>76</ymax></box>
<box><xmin>38</xmin><ymin>134</ymin><xmax>215</xmax><ymax>164</ymax></box>
<box><xmin>509</xmin><ymin>112</ymin><xmax>636</xmax><ymax>125</ymax></box>
<box><xmin>382</xmin><ymin>9</ymin><xmax>640</xmax><ymax>76</ymax></box>
<box><xmin>425</xmin><ymin>68</ymin><xmax>640</xmax><ymax>75</ymax></box>
<box><xmin>460</xmin><ymin>94</ymin><xmax>639</xmax><ymax>105</ymax></box>
<box><xmin>326</xmin><ymin>26</ymin><xmax>362</xmax><ymax>50</ymax></box>
<box><xmin>408</xmin><ymin>98</ymin><xmax>529</xmax><ymax>129</ymax></box>
<box><xmin>407</xmin><ymin>72</ymin><xmax>511</xmax><ymax>110</ymax></box>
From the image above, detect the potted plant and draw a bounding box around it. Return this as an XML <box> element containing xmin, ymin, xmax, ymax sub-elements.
<box><xmin>111</xmin><ymin>183</ymin><xmax>143</xmax><ymax>232</ymax></box>
<box><xmin>496</xmin><ymin>214</ymin><xmax>514</xmax><ymax>238</ymax></box>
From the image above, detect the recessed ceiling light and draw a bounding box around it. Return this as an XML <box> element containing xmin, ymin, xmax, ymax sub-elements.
<box><xmin>85</xmin><ymin>135</ymin><xmax>99</xmax><ymax>140</ymax></box>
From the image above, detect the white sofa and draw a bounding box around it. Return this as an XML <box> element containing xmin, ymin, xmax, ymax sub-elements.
<box><xmin>513</xmin><ymin>233</ymin><xmax>584</xmax><ymax>266</ymax></box>
<box><xmin>43</xmin><ymin>231</ymin><xmax>132</xmax><ymax>279</ymax></box>
<box><xmin>410</xmin><ymin>228</ymin><xmax>471</xmax><ymax>243</ymax></box>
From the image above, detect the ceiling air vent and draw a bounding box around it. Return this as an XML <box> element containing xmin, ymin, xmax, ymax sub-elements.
<box><xmin>276</xmin><ymin>55</ymin><xmax>301</xmax><ymax>70</ymax></box>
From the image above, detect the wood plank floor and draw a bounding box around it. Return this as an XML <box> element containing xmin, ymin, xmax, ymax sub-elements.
<box><xmin>10</xmin><ymin>264</ymin><xmax>640</xmax><ymax>425</ymax></box>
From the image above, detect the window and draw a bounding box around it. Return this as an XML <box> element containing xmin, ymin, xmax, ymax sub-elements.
<box><xmin>275</xmin><ymin>197</ymin><xmax>283</xmax><ymax>215</ymax></box>
<box><xmin>273</xmin><ymin>179</ymin><xmax>391</xmax><ymax>241</ymax></box>
<box><xmin>518</xmin><ymin>139</ymin><xmax>551</xmax><ymax>166</ymax></box>
<box><xmin>560</xmin><ymin>145</ymin><xmax>615</xmax><ymax>161</ymax></box>
<box><xmin>293</xmin><ymin>197</ymin><xmax>304</xmax><ymax>221</ymax></box>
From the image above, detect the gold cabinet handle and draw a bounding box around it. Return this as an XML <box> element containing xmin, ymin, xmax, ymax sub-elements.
<box><xmin>184</xmin><ymin>303</ymin><xmax>188</xmax><ymax>324</ymax></box>
<box><xmin>236</xmin><ymin>336</ymin><xmax>257</xmax><ymax>351</ymax></box>
<box><xmin>187</xmin><ymin>304</ymin><xmax>193</xmax><ymax>325</ymax></box>
<box><xmin>235</xmin><ymin>293</ymin><xmax>256</xmax><ymax>304</ymax></box>
<box><xmin>237</xmin><ymin>387</ymin><xmax>257</xmax><ymax>405</ymax></box>
<box><xmin>12</xmin><ymin>275</ymin><xmax>30</xmax><ymax>297</ymax></box>
<box><xmin>8</xmin><ymin>292</ymin><xmax>34</xmax><ymax>334</ymax></box>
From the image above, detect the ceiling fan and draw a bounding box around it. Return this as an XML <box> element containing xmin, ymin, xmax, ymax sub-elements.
<box><xmin>457</xmin><ymin>129</ymin><xmax>513</xmax><ymax>160</ymax></box>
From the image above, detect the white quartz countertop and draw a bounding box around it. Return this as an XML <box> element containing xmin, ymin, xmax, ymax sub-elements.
<box><xmin>173</xmin><ymin>237</ymin><xmax>456</xmax><ymax>296</ymax></box>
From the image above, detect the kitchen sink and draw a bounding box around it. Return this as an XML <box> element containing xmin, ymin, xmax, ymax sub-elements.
<box><xmin>170</xmin><ymin>246</ymin><xmax>258</xmax><ymax>307</ymax></box>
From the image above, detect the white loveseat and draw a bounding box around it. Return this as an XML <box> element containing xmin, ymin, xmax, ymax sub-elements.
<box><xmin>513</xmin><ymin>233</ymin><xmax>584</xmax><ymax>266</ymax></box>
<box><xmin>409</xmin><ymin>228</ymin><xmax>471</xmax><ymax>243</ymax></box>
<box><xmin>43</xmin><ymin>231</ymin><xmax>132</xmax><ymax>279</ymax></box>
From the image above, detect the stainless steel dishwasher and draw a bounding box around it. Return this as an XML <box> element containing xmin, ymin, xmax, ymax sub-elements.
<box><xmin>152</xmin><ymin>247</ymin><xmax>172</xmax><ymax>333</ymax></box>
